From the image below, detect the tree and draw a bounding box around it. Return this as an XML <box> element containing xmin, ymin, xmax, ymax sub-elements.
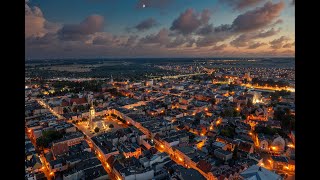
<box><xmin>223</xmin><ymin>108</ymin><xmax>234</xmax><ymax>117</ymax></box>
<box><xmin>232</xmin><ymin>145</ymin><xmax>238</xmax><ymax>160</ymax></box>
<box><xmin>109</xmin><ymin>124</ymin><xmax>114</xmax><ymax>128</ymax></box>
<box><xmin>63</xmin><ymin>107</ymin><xmax>68</xmax><ymax>114</ymax></box>
<box><xmin>233</xmin><ymin>108</ymin><xmax>240</xmax><ymax>117</ymax></box>
<box><xmin>210</xmin><ymin>98</ymin><xmax>216</xmax><ymax>105</ymax></box>
<box><xmin>94</xmin><ymin>127</ymin><xmax>100</xmax><ymax>133</ymax></box>
<box><xmin>36</xmin><ymin>130</ymin><xmax>63</xmax><ymax>149</ymax></box>
<box><xmin>82</xmin><ymin>117</ymin><xmax>88</xmax><ymax>122</ymax></box>
<box><xmin>72</xmin><ymin>120</ymin><xmax>76</xmax><ymax>124</ymax></box>
<box><xmin>220</xmin><ymin>126</ymin><xmax>235</xmax><ymax>138</ymax></box>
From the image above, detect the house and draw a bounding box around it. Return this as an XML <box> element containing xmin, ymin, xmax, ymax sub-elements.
<box><xmin>196</xmin><ymin>159</ymin><xmax>213</xmax><ymax>173</ymax></box>
<box><xmin>171</xmin><ymin>164</ymin><xmax>206</xmax><ymax>180</ymax></box>
<box><xmin>52</xmin><ymin>143</ymin><xmax>69</xmax><ymax>158</ymax></box>
<box><xmin>25</xmin><ymin>154</ymin><xmax>42</xmax><ymax>173</ymax></box>
<box><xmin>238</xmin><ymin>141</ymin><xmax>254</xmax><ymax>154</ymax></box>
<box><xmin>288</xmin><ymin>159</ymin><xmax>295</xmax><ymax>172</ymax></box>
<box><xmin>214</xmin><ymin>149</ymin><xmax>232</xmax><ymax>161</ymax></box>
<box><xmin>271</xmin><ymin>135</ymin><xmax>286</xmax><ymax>154</ymax></box>
<box><xmin>62</xmin><ymin>158</ymin><xmax>104</xmax><ymax>180</ymax></box>
<box><xmin>240</xmin><ymin>165</ymin><xmax>282</xmax><ymax>180</ymax></box>
<box><xmin>269</xmin><ymin>156</ymin><xmax>290</xmax><ymax>171</ymax></box>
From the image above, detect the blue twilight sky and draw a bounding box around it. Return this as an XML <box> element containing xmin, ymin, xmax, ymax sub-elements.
<box><xmin>25</xmin><ymin>0</ymin><xmax>295</xmax><ymax>59</ymax></box>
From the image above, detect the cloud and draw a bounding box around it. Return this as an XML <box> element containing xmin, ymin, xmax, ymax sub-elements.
<box><xmin>282</xmin><ymin>42</ymin><xmax>294</xmax><ymax>48</ymax></box>
<box><xmin>214</xmin><ymin>24</ymin><xmax>232</xmax><ymax>32</ymax></box>
<box><xmin>25</xmin><ymin>2</ymin><xmax>60</xmax><ymax>38</ymax></box>
<box><xmin>211</xmin><ymin>44</ymin><xmax>227</xmax><ymax>51</ymax></box>
<box><xmin>136</xmin><ymin>0</ymin><xmax>174</xmax><ymax>9</ymax></box>
<box><xmin>269</xmin><ymin>36</ymin><xmax>291</xmax><ymax>49</ymax></box>
<box><xmin>197</xmin><ymin>24</ymin><xmax>214</xmax><ymax>35</ymax></box>
<box><xmin>231</xmin><ymin>1</ymin><xmax>285</xmax><ymax>32</ymax></box>
<box><xmin>92</xmin><ymin>33</ymin><xmax>114</xmax><ymax>45</ymax></box>
<box><xmin>230</xmin><ymin>34</ymin><xmax>250</xmax><ymax>47</ymax></box>
<box><xmin>254</xmin><ymin>28</ymin><xmax>281</xmax><ymax>38</ymax></box>
<box><xmin>170</xmin><ymin>8</ymin><xmax>211</xmax><ymax>35</ymax></box>
<box><xmin>140</xmin><ymin>28</ymin><xmax>170</xmax><ymax>45</ymax></box>
<box><xmin>134</xmin><ymin>18</ymin><xmax>158</xmax><ymax>31</ymax></box>
<box><xmin>196</xmin><ymin>31</ymin><xmax>232</xmax><ymax>47</ymax></box>
<box><xmin>230</xmin><ymin>28</ymin><xmax>280</xmax><ymax>48</ymax></box>
<box><xmin>26</xmin><ymin>33</ymin><xmax>58</xmax><ymax>46</ymax></box>
<box><xmin>247</xmin><ymin>42</ymin><xmax>267</xmax><ymax>49</ymax></box>
<box><xmin>124</xmin><ymin>35</ymin><xmax>139</xmax><ymax>47</ymax></box>
<box><xmin>58</xmin><ymin>15</ymin><xmax>104</xmax><ymax>41</ymax></box>
<box><xmin>219</xmin><ymin>0</ymin><xmax>266</xmax><ymax>11</ymax></box>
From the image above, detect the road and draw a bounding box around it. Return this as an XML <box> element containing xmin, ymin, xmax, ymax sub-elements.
<box><xmin>26</xmin><ymin>130</ymin><xmax>53</xmax><ymax>180</ymax></box>
<box><xmin>240</xmin><ymin>83</ymin><xmax>295</xmax><ymax>92</ymax></box>
<box><xmin>36</xmin><ymin>99</ymin><xmax>64</xmax><ymax>119</ymax></box>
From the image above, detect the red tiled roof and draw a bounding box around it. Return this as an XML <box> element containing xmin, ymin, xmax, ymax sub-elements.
<box><xmin>52</xmin><ymin>143</ymin><xmax>69</xmax><ymax>157</ymax></box>
<box><xmin>218</xmin><ymin>175</ymin><xmax>225</xmax><ymax>180</ymax></box>
<box><xmin>197</xmin><ymin>160</ymin><xmax>212</xmax><ymax>173</ymax></box>
<box><xmin>70</xmin><ymin>97</ymin><xmax>87</xmax><ymax>105</ymax></box>
<box><xmin>61</xmin><ymin>101</ymin><xmax>70</xmax><ymax>107</ymax></box>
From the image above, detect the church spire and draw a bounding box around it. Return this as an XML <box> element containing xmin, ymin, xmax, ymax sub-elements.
<box><xmin>110</xmin><ymin>75</ymin><xmax>114</xmax><ymax>83</ymax></box>
<box><xmin>89</xmin><ymin>100</ymin><xmax>95</xmax><ymax>123</ymax></box>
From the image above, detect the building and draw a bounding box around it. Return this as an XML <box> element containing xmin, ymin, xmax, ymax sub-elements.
<box><xmin>269</xmin><ymin>156</ymin><xmax>293</xmax><ymax>172</ymax></box>
<box><xmin>240</xmin><ymin>165</ymin><xmax>282</xmax><ymax>180</ymax></box>
<box><xmin>87</xmin><ymin>101</ymin><xmax>107</xmax><ymax>130</ymax></box>
<box><xmin>214</xmin><ymin>149</ymin><xmax>232</xmax><ymax>161</ymax></box>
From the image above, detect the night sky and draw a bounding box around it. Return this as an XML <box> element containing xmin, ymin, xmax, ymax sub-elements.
<box><xmin>25</xmin><ymin>0</ymin><xmax>295</xmax><ymax>59</ymax></box>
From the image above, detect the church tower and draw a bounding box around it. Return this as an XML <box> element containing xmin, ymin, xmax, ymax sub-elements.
<box><xmin>89</xmin><ymin>101</ymin><xmax>95</xmax><ymax>123</ymax></box>
<box><xmin>110</xmin><ymin>75</ymin><xmax>114</xmax><ymax>84</ymax></box>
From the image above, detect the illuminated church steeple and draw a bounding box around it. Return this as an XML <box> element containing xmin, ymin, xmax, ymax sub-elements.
<box><xmin>89</xmin><ymin>100</ymin><xmax>95</xmax><ymax>122</ymax></box>
<box><xmin>110</xmin><ymin>75</ymin><xmax>114</xmax><ymax>83</ymax></box>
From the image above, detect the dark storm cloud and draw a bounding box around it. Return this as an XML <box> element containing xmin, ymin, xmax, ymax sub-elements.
<box><xmin>247</xmin><ymin>42</ymin><xmax>267</xmax><ymax>49</ymax></box>
<box><xmin>170</xmin><ymin>8</ymin><xmax>211</xmax><ymax>35</ymax></box>
<box><xmin>219</xmin><ymin>0</ymin><xmax>266</xmax><ymax>11</ymax></box>
<box><xmin>58</xmin><ymin>15</ymin><xmax>104</xmax><ymax>41</ymax></box>
<box><xmin>231</xmin><ymin>1</ymin><xmax>285</xmax><ymax>32</ymax></box>
<box><xmin>135</xmin><ymin>18</ymin><xmax>158</xmax><ymax>31</ymax></box>
<box><xmin>136</xmin><ymin>0</ymin><xmax>174</xmax><ymax>9</ymax></box>
<box><xmin>269</xmin><ymin>36</ymin><xmax>291</xmax><ymax>49</ymax></box>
